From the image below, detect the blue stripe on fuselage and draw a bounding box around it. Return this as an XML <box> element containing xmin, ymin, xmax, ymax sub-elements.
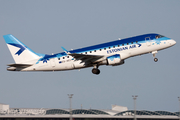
<box><xmin>37</xmin><ymin>33</ymin><xmax>171</xmax><ymax>63</ymax></box>
<box><xmin>69</xmin><ymin>33</ymin><xmax>159</xmax><ymax>53</ymax></box>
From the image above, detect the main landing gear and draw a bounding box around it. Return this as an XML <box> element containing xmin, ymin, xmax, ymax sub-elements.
<box><xmin>152</xmin><ymin>51</ymin><xmax>158</xmax><ymax>62</ymax></box>
<box><xmin>92</xmin><ymin>64</ymin><xmax>100</xmax><ymax>75</ymax></box>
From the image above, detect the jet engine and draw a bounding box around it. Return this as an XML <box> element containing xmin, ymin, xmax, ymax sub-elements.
<box><xmin>99</xmin><ymin>54</ymin><xmax>124</xmax><ymax>66</ymax></box>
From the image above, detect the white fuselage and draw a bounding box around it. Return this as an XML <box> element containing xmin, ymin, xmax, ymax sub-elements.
<box><xmin>4</xmin><ymin>33</ymin><xmax>176</xmax><ymax>74</ymax></box>
<box><xmin>21</xmin><ymin>39</ymin><xmax>176</xmax><ymax>71</ymax></box>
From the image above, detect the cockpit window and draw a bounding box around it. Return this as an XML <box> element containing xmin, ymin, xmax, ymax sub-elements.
<box><xmin>156</xmin><ymin>35</ymin><xmax>165</xmax><ymax>39</ymax></box>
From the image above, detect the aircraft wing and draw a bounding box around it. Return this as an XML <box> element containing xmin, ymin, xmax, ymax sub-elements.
<box><xmin>61</xmin><ymin>47</ymin><xmax>105</xmax><ymax>64</ymax></box>
<box><xmin>68</xmin><ymin>53</ymin><xmax>104</xmax><ymax>64</ymax></box>
<box><xmin>61</xmin><ymin>47</ymin><xmax>107</xmax><ymax>65</ymax></box>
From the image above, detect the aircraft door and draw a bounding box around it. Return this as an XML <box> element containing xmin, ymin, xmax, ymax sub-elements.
<box><xmin>145</xmin><ymin>37</ymin><xmax>151</xmax><ymax>46</ymax></box>
<box><xmin>50</xmin><ymin>58</ymin><xmax>56</xmax><ymax>67</ymax></box>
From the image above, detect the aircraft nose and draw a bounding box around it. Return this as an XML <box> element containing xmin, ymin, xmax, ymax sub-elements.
<box><xmin>172</xmin><ymin>39</ymin><xmax>176</xmax><ymax>45</ymax></box>
<box><xmin>168</xmin><ymin>39</ymin><xmax>176</xmax><ymax>46</ymax></box>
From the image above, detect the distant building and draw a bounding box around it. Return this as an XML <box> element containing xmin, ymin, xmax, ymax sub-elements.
<box><xmin>0</xmin><ymin>104</ymin><xmax>179</xmax><ymax>120</ymax></box>
<box><xmin>0</xmin><ymin>103</ymin><xmax>9</xmax><ymax>115</ymax></box>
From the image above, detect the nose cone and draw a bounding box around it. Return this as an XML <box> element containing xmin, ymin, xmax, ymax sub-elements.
<box><xmin>171</xmin><ymin>39</ymin><xmax>176</xmax><ymax>45</ymax></box>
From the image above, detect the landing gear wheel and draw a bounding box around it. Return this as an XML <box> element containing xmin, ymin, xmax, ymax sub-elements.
<box><xmin>92</xmin><ymin>68</ymin><xmax>100</xmax><ymax>75</ymax></box>
<box><xmin>154</xmin><ymin>58</ymin><xmax>158</xmax><ymax>62</ymax></box>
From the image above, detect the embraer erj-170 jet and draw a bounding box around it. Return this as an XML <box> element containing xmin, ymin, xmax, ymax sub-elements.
<box><xmin>3</xmin><ymin>33</ymin><xmax>176</xmax><ymax>75</ymax></box>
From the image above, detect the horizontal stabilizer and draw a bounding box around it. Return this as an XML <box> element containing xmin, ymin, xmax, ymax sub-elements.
<box><xmin>7</xmin><ymin>64</ymin><xmax>32</xmax><ymax>67</ymax></box>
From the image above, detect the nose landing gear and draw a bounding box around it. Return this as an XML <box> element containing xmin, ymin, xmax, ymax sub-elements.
<box><xmin>154</xmin><ymin>58</ymin><xmax>158</xmax><ymax>62</ymax></box>
<box><xmin>152</xmin><ymin>51</ymin><xmax>158</xmax><ymax>62</ymax></box>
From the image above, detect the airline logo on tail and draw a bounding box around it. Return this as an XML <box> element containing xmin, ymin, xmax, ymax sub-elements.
<box><xmin>8</xmin><ymin>43</ymin><xmax>26</xmax><ymax>56</ymax></box>
<box><xmin>3</xmin><ymin>34</ymin><xmax>41</xmax><ymax>64</ymax></box>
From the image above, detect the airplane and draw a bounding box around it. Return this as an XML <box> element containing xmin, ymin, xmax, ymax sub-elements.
<box><xmin>3</xmin><ymin>33</ymin><xmax>176</xmax><ymax>75</ymax></box>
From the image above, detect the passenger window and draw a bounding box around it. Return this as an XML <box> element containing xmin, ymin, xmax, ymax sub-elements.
<box><xmin>104</xmin><ymin>48</ymin><xmax>106</xmax><ymax>50</ymax></box>
<box><xmin>127</xmin><ymin>43</ymin><xmax>129</xmax><ymax>45</ymax></box>
<box><xmin>109</xmin><ymin>47</ymin><xmax>111</xmax><ymax>49</ymax></box>
<box><xmin>85</xmin><ymin>52</ymin><xmax>87</xmax><ymax>54</ymax></box>
<box><xmin>136</xmin><ymin>41</ymin><xmax>138</xmax><ymax>43</ymax></box>
<box><xmin>118</xmin><ymin>45</ymin><xmax>120</xmax><ymax>47</ymax></box>
<box><xmin>67</xmin><ymin>56</ymin><xmax>69</xmax><ymax>58</ymax></box>
<box><xmin>63</xmin><ymin>57</ymin><xmax>65</xmax><ymax>59</ymax></box>
<box><xmin>94</xmin><ymin>50</ymin><xmax>96</xmax><ymax>52</ymax></box>
<box><xmin>90</xmin><ymin>51</ymin><xmax>92</xmax><ymax>53</ymax></box>
<box><xmin>100</xmin><ymin>49</ymin><xmax>101</xmax><ymax>51</ymax></box>
<box><xmin>131</xmin><ymin>42</ymin><xmax>133</xmax><ymax>44</ymax></box>
<box><xmin>113</xmin><ymin>46</ymin><xmax>115</xmax><ymax>48</ymax></box>
<box><xmin>122</xmin><ymin>44</ymin><xmax>124</xmax><ymax>46</ymax></box>
<box><xmin>58</xmin><ymin>58</ymin><xmax>60</xmax><ymax>60</ymax></box>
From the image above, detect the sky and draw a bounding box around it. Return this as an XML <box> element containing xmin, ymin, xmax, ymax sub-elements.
<box><xmin>0</xmin><ymin>0</ymin><xmax>180</xmax><ymax>112</ymax></box>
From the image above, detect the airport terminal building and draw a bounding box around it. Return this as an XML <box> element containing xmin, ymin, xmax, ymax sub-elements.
<box><xmin>0</xmin><ymin>104</ymin><xmax>179</xmax><ymax>120</ymax></box>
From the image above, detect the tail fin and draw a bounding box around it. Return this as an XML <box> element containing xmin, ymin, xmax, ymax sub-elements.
<box><xmin>3</xmin><ymin>34</ymin><xmax>41</xmax><ymax>64</ymax></box>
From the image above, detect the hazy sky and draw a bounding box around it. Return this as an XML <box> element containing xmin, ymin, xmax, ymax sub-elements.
<box><xmin>0</xmin><ymin>0</ymin><xmax>180</xmax><ymax>112</ymax></box>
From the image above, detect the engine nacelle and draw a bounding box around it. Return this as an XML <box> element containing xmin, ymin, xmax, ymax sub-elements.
<box><xmin>99</xmin><ymin>54</ymin><xmax>124</xmax><ymax>66</ymax></box>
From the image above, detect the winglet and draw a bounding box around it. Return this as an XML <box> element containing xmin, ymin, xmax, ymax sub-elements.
<box><xmin>61</xmin><ymin>47</ymin><xmax>70</xmax><ymax>54</ymax></box>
